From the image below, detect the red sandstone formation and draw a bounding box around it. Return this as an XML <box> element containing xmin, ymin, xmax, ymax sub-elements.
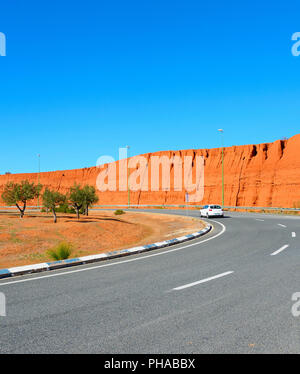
<box><xmin>0</xmin><ymin>134</ymin><xmax>299</xmax><ymax>208</ymax></box>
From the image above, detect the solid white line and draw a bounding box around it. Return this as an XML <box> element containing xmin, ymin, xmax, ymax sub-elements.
<box><xmin>292</xmin><ymin>232</ymin><xmax>296</xmax><ymax>238</ymax></box>
<box><xmin>256</xmin><ymin>219</ymin><xmax>265</xmax><ymax>221</ymax></box>
<box><xmin>278</xmin><ymin>224</ymin><xmax>287</xmax><ymax>228</ymax></box>
<box><xmin>0</xmin><ymin>219</ymin><xmax>226</xmax><ymax>287</ymax></box>
<box><xmin>172</xmin><ymin>271</ymin><xmax>234</xmax><ymax>291</ymax></box>
<box><xmin>270</xmin><ymin>244</ymin><xmax>289</xmax><ymax>256</ymax></box>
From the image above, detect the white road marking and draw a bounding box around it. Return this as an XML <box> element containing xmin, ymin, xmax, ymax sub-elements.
<box><xmin>172</xmin><ymin>271</ymin><xmax>234</xmax><ymax>291</ymax></box>
<box><xmin>278</xmin><ymin>224</ymin><xmax>287</xmax><ymax>228</ymax></box>
<box><xmin>270</xmin><ymin>244</ymin><xmax>289</xmax><ymax>256</ymax></box>
<box><xmin>292</xmin><ymin>232</ymin><xmax>296</xmax><ymax>238</ymax></box>
<box><xmin>256</xmin><ymin>219</ymin><xmax>265</xmax><ymax>221</ymax></box>
<box><xmin>0</xmin><ymin>219</ymin><xmax>226</xmax><ymax>287</ymax></box>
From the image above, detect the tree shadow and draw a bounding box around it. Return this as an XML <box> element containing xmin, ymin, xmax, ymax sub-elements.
<box><xmin>0</xmin><ymin>212</ymin><xmax>134</xmax><ymax>224</ymax></box>
<box><xmin>64</xmin><ymin>217</ymin><xmax>134</xmax><ymax>224</ymax></box>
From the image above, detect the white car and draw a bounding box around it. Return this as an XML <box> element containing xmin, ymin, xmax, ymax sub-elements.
<box><xmin>200</xmin><ymin>204</ymin><xmax>224</xmax><ymax>218</ymax></box>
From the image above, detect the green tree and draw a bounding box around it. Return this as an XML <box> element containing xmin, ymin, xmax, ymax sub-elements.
<box><xmin>82</xmin><ymin>185</ymin><xmax>99</xmax><ymax>216</ymax></box>
<box><xmin>68</xmin><ymin>184</ymin><xmax>85</xmax><ymax>220</ymax></box>
<box><xmin>1</xmin><ymin>180</ymin><xmax>42</xmax><ymax>218</ymax></box>
<box><xmin>68</xmin><ymin>184</ymin><xmax>99</xmax><ymax>219</ymax></box>
<box><xmin>42</xmin><ymin>188</ymin><xmax>66</xmax><ymax>223</ymax></box>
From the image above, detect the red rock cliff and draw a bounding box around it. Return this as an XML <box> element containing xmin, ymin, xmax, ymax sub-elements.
<box><xmin>0</xmin><ymin>134</ymin><xmax>299</xmax><ymax>207</ymax></box>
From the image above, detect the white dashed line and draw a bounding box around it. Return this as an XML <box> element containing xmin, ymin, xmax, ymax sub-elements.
<box><xmin>270</xmin><ymin>244</ymin><xmax>289</xmax><ymax>256</ymax></box>
<box><xmin>278</xmin><ymin>224</ymin><xmax>287</xmax><ymax>228</ymax></box>
<box><xmin>292</xmin><ymin>232</ymin><xmax>296</xmax><ymax>238</ymax></box>
<box><xmin>172</xmin><ymin>271</ymin><xmax>234</xmax><ymax>291</ymax></box>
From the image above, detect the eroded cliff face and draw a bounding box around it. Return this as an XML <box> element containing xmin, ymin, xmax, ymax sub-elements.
<box><xmin>0</xmin><ymin>134</ymin><xmax>299</xmax><ymax>207</ymax></box>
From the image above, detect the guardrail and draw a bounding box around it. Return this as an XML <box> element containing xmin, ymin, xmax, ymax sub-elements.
<box><xmin>0</xmin><ymin>205</ymin><xmax>299</xmax><ymax>212</ymax></box>
<box><xmin>223</xmin><ymin>206</ymin><xmax>300</xmax><ymax>212</ymax></box>
<box><xmin>93</xmin><ymin>205</ymin><xmax>300</xmax><ymax>212</ymax></box>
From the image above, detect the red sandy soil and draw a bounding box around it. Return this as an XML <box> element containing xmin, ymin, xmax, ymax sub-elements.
<box><xmin>0</xmin><ymin>210</ymin><xmax>204</xmax><ymax>269</ymax></box>
<box><xmin>0</xmin><ymin>134</ymin><xmax>299</xmax><ymax>208</ymax></box>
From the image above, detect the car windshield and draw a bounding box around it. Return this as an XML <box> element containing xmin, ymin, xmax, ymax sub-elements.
<box><xmin>210</xmin><ymin>205</ymin><xmax>222</xmax><ymax>209</ymax></box>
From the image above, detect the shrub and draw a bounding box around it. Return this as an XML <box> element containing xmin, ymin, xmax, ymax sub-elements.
<box><xmin>114</xmin><ymin>209</ymin><xmax>125</xmax><ymax>215</ymax></box>
<box><xmin>47</xmin><ymin>242</ymin><xmax>73</xmax><ymax>261</ymax></box>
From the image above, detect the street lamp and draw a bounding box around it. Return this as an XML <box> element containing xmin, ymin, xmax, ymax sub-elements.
<box><xmin>37</xmin><ymin>154</ymin><xmax>40</xmax><ymax>208</ymax></box>
<box><xmin>126</xmin><ymin>146</ymin><xmax>130</xmax><ymax>208</ymax></box>
<box><xmin>218</xmin><ymin>129</ymin><xmax>224</xmax><ymax>207</ymax></box>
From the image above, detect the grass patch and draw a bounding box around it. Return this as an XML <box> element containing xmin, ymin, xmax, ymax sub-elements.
<box><xmin>47</xmin><ymin>241</ymin><xmax>73</xmax><ymax>261</ymax></box>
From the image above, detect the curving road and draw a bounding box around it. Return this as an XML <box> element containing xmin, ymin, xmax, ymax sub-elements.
<box><xmin>0</xmin><ymin>210</ymin><xmax>299</xmax><ymax>353</ymax></box>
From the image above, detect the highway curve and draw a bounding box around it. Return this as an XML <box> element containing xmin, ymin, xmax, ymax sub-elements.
<box><xmin>0</xmin><ymin>209</ymin><xmax>299</xmax><ymax>353</ymax></box>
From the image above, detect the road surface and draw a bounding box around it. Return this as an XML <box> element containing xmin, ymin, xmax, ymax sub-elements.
<box><xmin>0</xmin><ymin>210</ymin><xmax>299</xmax><ymax>353</ymax></box>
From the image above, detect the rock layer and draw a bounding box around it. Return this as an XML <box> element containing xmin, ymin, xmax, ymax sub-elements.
<box><xmin>1</xmin><ymin>134</ymin><xmax>299</xmax><ymax>207</ymax></box>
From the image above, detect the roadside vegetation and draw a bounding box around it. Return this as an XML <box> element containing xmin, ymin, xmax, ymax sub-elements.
<box><xmin>47</xmin><ymin>242</ymin><xmax>73</xmax><ymax>260</ymax></box>
<box><xmin>0</xmin><ymin>209</ymin><xmax>204</xmax><ymax>269</ymax></box>
<box><xmin>1</xmin><ymin>181</ymin><xmax>42</xmax><ymax>218</ymax></box>
<box><xmin>69</xmin><ymin>184</ymin><xmax>99</xmax><ymax>219</ymax></box>
<box><xmin>114</xmin><ymin>209</ymin><xmax>125</xmax><ymax>215</ymax></box>
<box><xmin>1</xmin><ymin>180</ymin><xmax>99</xmax><ymax>222</ymax></box>
<box><xmin>81</xmin><ymin>185</ymin><xmax>99</xmax><ymax>216</ymax></box>
<box><xmin>42</xmin><ymin>188</ymin><xmax>66</xmax><ymax>223</ymax></box>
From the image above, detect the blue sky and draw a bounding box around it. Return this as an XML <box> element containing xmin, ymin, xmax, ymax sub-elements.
<box><xmin>0</xmin><ymin>0</ymin><xmax>299</xmax><ymax>174</ymax></box>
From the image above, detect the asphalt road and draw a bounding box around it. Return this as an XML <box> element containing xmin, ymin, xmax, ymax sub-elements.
<box><xmin>0</xmin><ymin>210</ymin><xmax>299</xmax><ymax>353</ymax></box>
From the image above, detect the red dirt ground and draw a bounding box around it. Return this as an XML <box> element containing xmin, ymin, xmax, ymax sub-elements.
<box><xmin>0</xmin><ymin>210</ymin><xmax>204</xmax><ymax>269</ymax></box>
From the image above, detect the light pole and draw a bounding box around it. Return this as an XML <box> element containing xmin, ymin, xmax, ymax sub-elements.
<box><xmin>37</xmin><ymin>154</ymin><xmax>40</xmax><ymax>208</ymax></box>
<box><xmin>126</xmin><ymin>146</ymin><xmax>130</xmax><ymax>208</ymax></box>
<box><xmin>218</xmin><ymin>129</ymin><xmax>224</xmax><ymax>207</ymax></box>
